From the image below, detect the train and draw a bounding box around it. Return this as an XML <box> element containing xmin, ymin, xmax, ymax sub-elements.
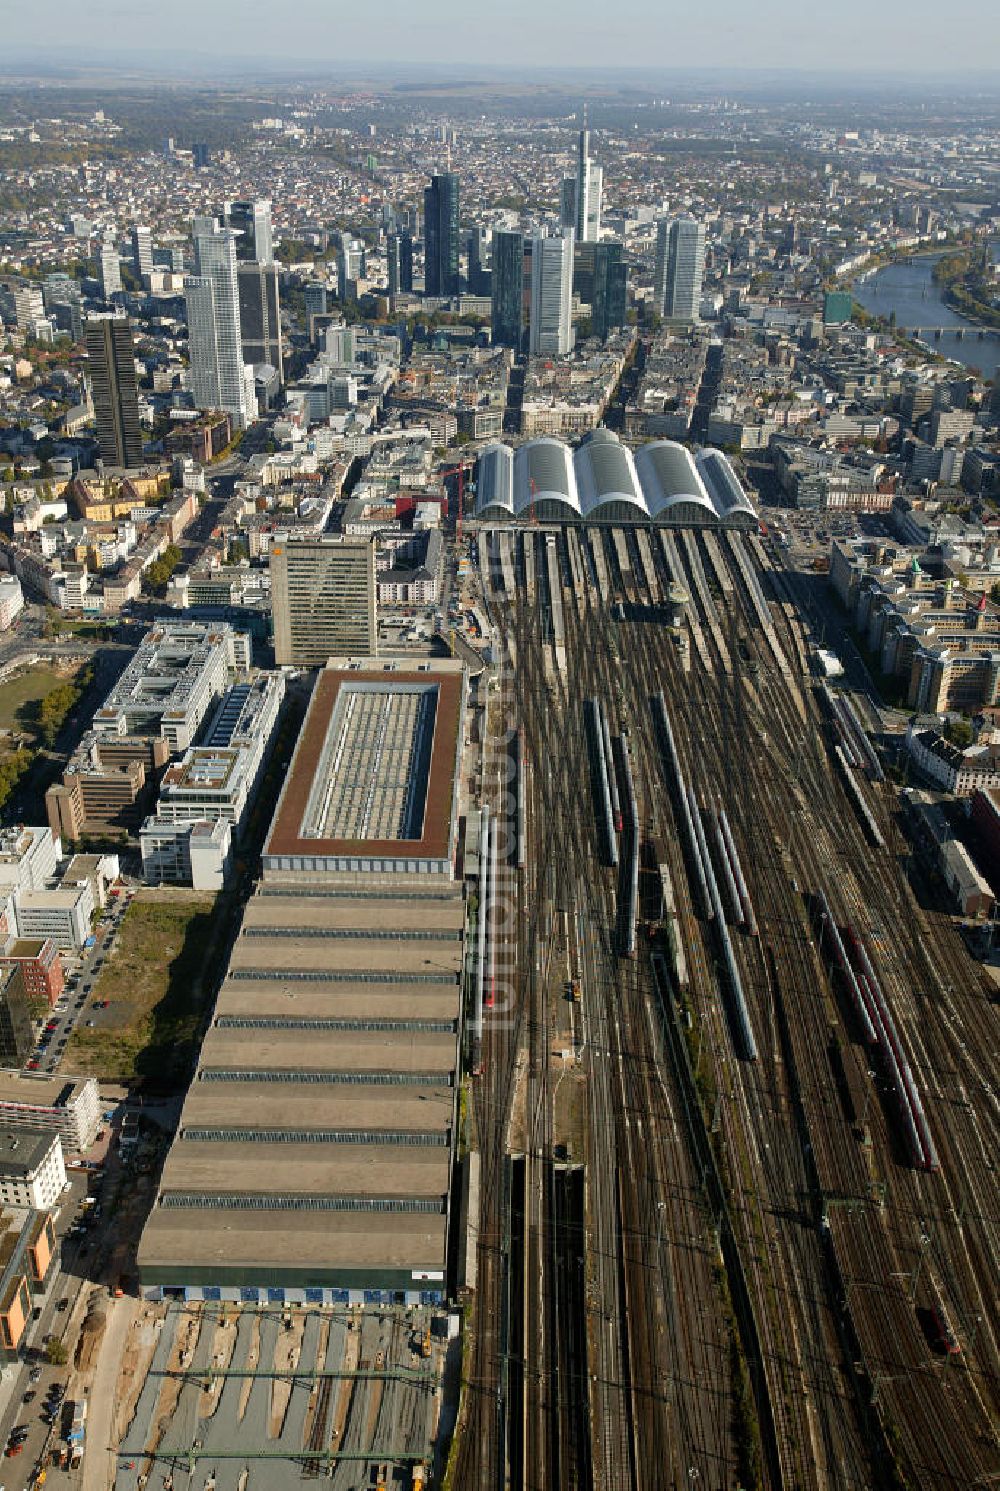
<box><xmin>614</xmin><ymin>731</ymin><xmax>640</xmax><ymax>959</ymax></box>
<box><xmin>583</xmin><ymin>698</ymin><xmax>619</xmax><ymax>867</ymax></box>
<box><xmin>649</xmin><ymin>694</ymin><xmax>757</xmax><ymax>1060</ymax></box>
<box><xmin>833</xmin><ymin>744</ymin><xmax>885</xmax><ymax>848</ymax></box>
<box><xmin>842</xmin><ymin>921</ymin><xmax>940</xmax><ymax>1172</ymax></box>
<box><xmin>717</xmin><ymin>807</ymin><xmax>758</xmax><ymax>938</ymax></box>
<box><xmin>513</xmin><ymin>729</ymin><xmax>527</xmax><ymax>871</ymax></box>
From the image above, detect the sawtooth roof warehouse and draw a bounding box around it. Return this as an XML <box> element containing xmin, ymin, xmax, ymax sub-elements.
<box><xmin>137</xmin><ymin>658</ymin><xmax>467</xmax><ymax>1304</ymax></box>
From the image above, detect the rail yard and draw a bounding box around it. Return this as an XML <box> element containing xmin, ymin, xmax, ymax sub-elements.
<box><xmin>456</xmin><ymin>519</ymin><xmax>1000</xmax><ymax>1490</ymax></box>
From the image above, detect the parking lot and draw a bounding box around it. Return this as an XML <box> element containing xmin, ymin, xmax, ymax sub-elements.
<box><xmin>24</xmin><ymin>889</ymin><xmax>135</xmax><ymax>1077</ymax></box>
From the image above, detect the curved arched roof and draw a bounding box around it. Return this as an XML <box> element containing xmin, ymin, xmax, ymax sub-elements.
<box><xmin>513</xmin><ymin>438</ymin><xmax>582</xmax><ymax>519</ymax></box>
<box><xmin>475</xmin><ymin>443</ymin><xmax>515</xmax><ymax>520</ymax></box>
<box><xmin>574</xmin><ymin>427</ymin><xmax>647</xmax><ymax>520</ymax></box>
<box><xmin>696</xmin><ymin>450</ymin><xmax>757</xmax><ymax>528</ymax></box>
<box><xmin>634</xmin><ymin>442</ymin><xmax>715</xmax><ymax>523</ymax></box>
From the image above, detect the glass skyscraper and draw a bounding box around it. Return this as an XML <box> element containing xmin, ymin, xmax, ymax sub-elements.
<box><xmin>185</xmin><ymin>222</ymin><xmax>254</xmax><ymax>428</ymax></box>
<box><xmin>655</xmin><ymin>218</ymin><xmax>706</xmax><ymax>323</ymax></box>
<box><xmin>423</xmin><ymin>173</ymin><xmax>460</xmax><ymax>298</ymax></box>
<box><xmin>491</xmin><ymin>231</ymin><xmax>526</xmax><ymax>351</ymax></box>
<box><xmin>592</xmin><ymin>241</ymin><xmax>628</xmax><ymax>340</ymax></box>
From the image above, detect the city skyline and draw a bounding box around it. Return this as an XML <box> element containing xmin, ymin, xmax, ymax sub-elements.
<box><xmin>2</xmin><ymin>3</ymin><xmax>999</xmax><ymax>76</ymax></box>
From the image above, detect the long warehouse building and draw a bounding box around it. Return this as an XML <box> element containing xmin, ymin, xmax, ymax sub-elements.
<box><xmin>137</xmin><ymin>657</ymin><xmax>467</xmax><ymax>1304</ymax></box>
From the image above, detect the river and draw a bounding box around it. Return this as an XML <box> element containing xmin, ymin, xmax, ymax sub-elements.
<box><xmin>852</xmin><ymin>254</ymin><xmax>1000</xmax><ymax>382</ymax></box>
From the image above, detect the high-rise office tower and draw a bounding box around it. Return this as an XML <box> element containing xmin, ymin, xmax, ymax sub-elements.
<box><xmin>529</xmin><ymin>234</ymin><xmax>575</xmax><ymax>358</ymax></box>
<box><xmin>131</xmin><ymin>225</ymin><xmax>154</xmax><ymax>280</ymax></box>
<box><xmin>575</xmin><ymin>122</ymin><xmax>603</xmax><ymax>243</ymax></box>
<box><xmin>592</xmin><ymin>241</ymin><xmax>628</xmax><ymax>340</ymax></box>
<box><xmin>491</xmin><ymin>230</ymin><xmax>526</xmax><ymax>352</ymax></box>
<box><xmin>270</xmin><ymin>534</ymin><xmax>377</xmax><ymax>666</ymax></box>
<box><xmin>338</xmin><ymin>237</ymin><xmax>366</xmax><ymax>300</ymax></box>
<box><xmin>303</xmin><ymin>282</ymin><xmax>328</xmax><ymax>342</ymax></box>
<box><xmin>185</xmin><ymin>222</ymin><xmax>254</xmax><ymax>428</ymax></box>
<box><xmin>466</xmin><ymin>226</ymin><xmax>490</xmax><ymax>296</ymax></box>
<box><xmin>85</xmin><ymin>313</ymin><xmax>143</xmax><ymax>469</ymax></box>
<box><xmin>559</xmin><ymin>178</ymin><xmax>577</xmax><ymax>234</ymax></box>
<box><xmin>387</xmin><ymin>232</ymin><xmax>414</xmax><ymax>296</ymax></box>
<box><xmin>0</xmin><ymin>967</ymin><xmax>33</xmax><ymax>1070</ymax></box>
<box><xmin>655</xmin><ymin>218</ymin><xmax>706</xmax><ymax>323</ymax></box>
<box><xmin>99</xmin><ymin>241</ymin><xmax>122</xmax><ymax>299</ymax></box>
<box><xmin>192</xmin><ymin>143</ymin><xmax>210</xmax><ymax>169</ymax></box>
<box><xmin>237</xmin><ymin>262</ymin><xmax>283</xmax><ymax>382</ymax></box>
<box><xmin>43</xmin><ymin>274</ymin><xmax>83</xmax><ymax>342</ymax></box>
<box><xmin>423</xmin><ymin>173</ymin><xmax>460</xmax><ymax>298</ymax></box>
<box><xmin>223</xmin><ymin>200</ymin><xmax>273</xmax><ymax>263</ymax></box>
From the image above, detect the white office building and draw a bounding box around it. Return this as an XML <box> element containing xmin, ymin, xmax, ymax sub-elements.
<box><xmin>0</xmin><ymin>1127</ymin><xmax>66</xmax><ymax>1210</ymax></box>
<box><xmin>99</xmin><ymin>241</ymin><xmax>122</xmax><ymax>299</ymax></box>
<box><xmin>529</xmin><ymin>234</ymin><xmax>575</xmax><ymax>358</ymax></box>
<box><xmin>185</xmin><ymin>223</ymin><xmax>254</xmax><ymax>429</ymax></box>
<box><xmin>655</xmin><ymin>218</ymin><xmax>706</xmax><ymax>324</ymax></box>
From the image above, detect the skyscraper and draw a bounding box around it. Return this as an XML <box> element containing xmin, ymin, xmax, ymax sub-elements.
<box><xmin>491</xmin><ymin>230</ymin><xmax>526</xmax><ymax>352</ymax></box>
<box><xmin>131</xmin><ymin>225</ymin><xmax>154</xmax><ymax>280</ymax></box>
<box><xmin>223</xmin><ymin>200</ymin><xmax>273</xmax><ymax>263</ymax></box>
<box><xmin>575</xmin><ymin>122</ymin><xmax>603</xmax><ymax>243</ymax></box>
<box><xmin>185</xmin><ymin>222</ymin><xmax>254</xmax><ymax>428</ymax></box>
<box><xmin>529</xmin><ymin>234</ymin><xmax>575</xmax><ymax>358</ymax></box>
<box><xmin>85</xmin><ymin>313</ymin><xmax>143</xmax><ymax>469</ymax></box>
<box><xmin>423</xmin><ymin>173</ymin><xmax>460</xmax><ymax>298</ymax></box>
<box><xmin>99</xmin><ymin>241</ymin><xmax>122</xmax><ymax>300</ymax></box>
<box><xmin>466</xmin><ymin>226</ymin><xmax>490</xmax><ymax>296</ymax></box>
<box><xmin>270</xmin><ymin>534</ymin><xmax>377</xmax><ymax>666</ymax></box>
<box><xmin>338</xmin><ymin>237</ymin><xmax>366</xmax><ymax>300</ymax></box>
<box><xmin>655</xmin><ymin>218</ymin><xmax>706</xmax><ymax>323</ymax></box>
<box><xmin>304</xmin><ymin>282</ymin><xmax>328</xmax><ymax>341</ymax></box>
<box><xmin>559</xmin><ymin>178</ymin><xmax>577</xmax><ymax>234</ymax></box>
<box><xmin>592</xmin><ymin>241</ymin><xmax>628</xmax><ymax>340</ymax></box>
<box><xmin>387</xmin><ymin>232</ymin><xmax>413</xmax><ymax>296</ymax></box>
<box><xmin>237</xmin><ymin>262</ymin><xmax>283</xmax><ymax>381</ymax></box>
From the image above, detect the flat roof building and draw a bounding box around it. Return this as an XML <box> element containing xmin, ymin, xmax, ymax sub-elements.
<box><xmin>263</xmin><ymin>659</ymin><xmax>464</xmax><ymax>883</ymax></box>
<box><xmin>0</xmin><ymin>1127</ymin><xmax>66</xmax><ymax>1211</ymax></box>
<box><xmin>0</xmin><ymin>1072</ymin><xmax>101</xmax><ymax>1152</ymax></box>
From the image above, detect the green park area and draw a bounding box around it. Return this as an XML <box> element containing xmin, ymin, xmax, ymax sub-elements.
<box><xmin>0</xmin><ymin>663</ymin><xmax>83</xmax><ymax>733</ymax></box>
<box><xmin>0</xmin><ymin>661</ymin><xmax>90</xmax><ymax>811</ymax></box>
<box><xmin>65</xmin><ymin>892</ymin><xmax>224</xmax><ymax>1087</ymax></box>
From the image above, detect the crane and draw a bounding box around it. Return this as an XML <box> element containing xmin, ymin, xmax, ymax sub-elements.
<box><xmin>439</xmin><ymin>459</ymin><xmax>474</xmax><ymax>543</ymax></box>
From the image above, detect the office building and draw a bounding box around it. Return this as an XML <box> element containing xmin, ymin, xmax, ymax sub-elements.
<box><xmin>592</xmin><ymin>241</ymin><xmax>628</xmax><ymax>340</ymax></box>
<box><xmin>0</xmin><ymin>1128</ymin><xmax>66</xmax><ymax>1212</ymax></box>
<box><xmin>560</xmin><ymin>177</ymin><xmax>577</xmax><ymax>234</ymax></box>
<box><xmin>223</xmin><ymin>199</ymin><xmax>273</xmax><ymax>263</ymax></box>
<box><xmin>423</xmin><ymin>173</ymin><xmax>460</xmax><ymax>298</ymax></box>
<box><xmin>655</xmin><ymin>218</ymin><xmax>706</xmax><ymax>324</ymax></box>
<box><xmin>338</xmin><ymin>237</ymin><xmax>366</xmax><ymax>300</ymax></box>
<box><xmin>491</xmin><ymin>230</ymin><xmax>527</xmax><ymax>352</ymax></box>
<box><xmin>185</xmin><ymin>222</ymin><xmax>254</xmax><ymax>428</ymax></box>
<box><xmin>237</xmin><ymin>262</ymin><xmax>282</xmax><ymax>382</ymax></box>
<box><xmin>303</xmin><ymin>282</ymin><xmax>328</xmax><ymax>339</ymax></box>
<box><xmin>192</xmin><ymin>143</ymin><xmax>210</xmax><ymax>169</ymax></box>
<box><xmin>42</xmin><ymin>273</ymin><xmax>82</xmax><ymax>342</ymax></box>
<box><xmin>529</xmin><ymin>234</ymin><xmax>575</xmax><ymax>358</ymax></box>
<box><xmin>0</xmin><ymin>969</ymin><xmax>32</xmax><ymax>1071</ymax></box>
<box><xmin>131</xmin><ymin>225</ymin><xmax>153</xmax><ymax>280</ymax></box>
<box><xmin>0</xmin><ymin>1072</ymin><xmax>100</xmax><ymax>1152</ymax></box>
<box><xmin>574</xmin><ymin>123</ymin><xmax>603</xmax><ymax>243</ymax></box>
<box><xmin>388</xmin><ymin>232</ymin><xmax>413</xmax><ymax>296</ymax></box>
<box><xmin>99</xmin><ymin>241</ymin><xmax>121</xmax><ymax>299</ymax></box>
<box><xmin>0</xmin><ymin>939</ymin><xmax>64</xmax><ymax>1011</ymax></box>
<box><xmin>84</xmin><ymin>314</ymin><xmax>143</xmax><ymax>469</ymax></box>
<box><xmin>270</xmin><ymin>534</ymin><xmax>377</xmax><ymax>667</ymax></box>
<box><xmin>466</xmin><ymin>226</ymin><xmax>490</xmax><ymax>295</ymax></box>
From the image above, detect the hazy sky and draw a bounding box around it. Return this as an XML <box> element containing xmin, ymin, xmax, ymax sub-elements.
<box><xmin>4</xmin><ymin>0</ymin><xmax>999</xmax><ymax>74</ymax></box>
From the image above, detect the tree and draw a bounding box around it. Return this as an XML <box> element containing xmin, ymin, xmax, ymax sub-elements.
<box><xmin>45</xmin><ymin>1337</ymin><xmax>69</xmax><ymax>1366</ymax></box>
